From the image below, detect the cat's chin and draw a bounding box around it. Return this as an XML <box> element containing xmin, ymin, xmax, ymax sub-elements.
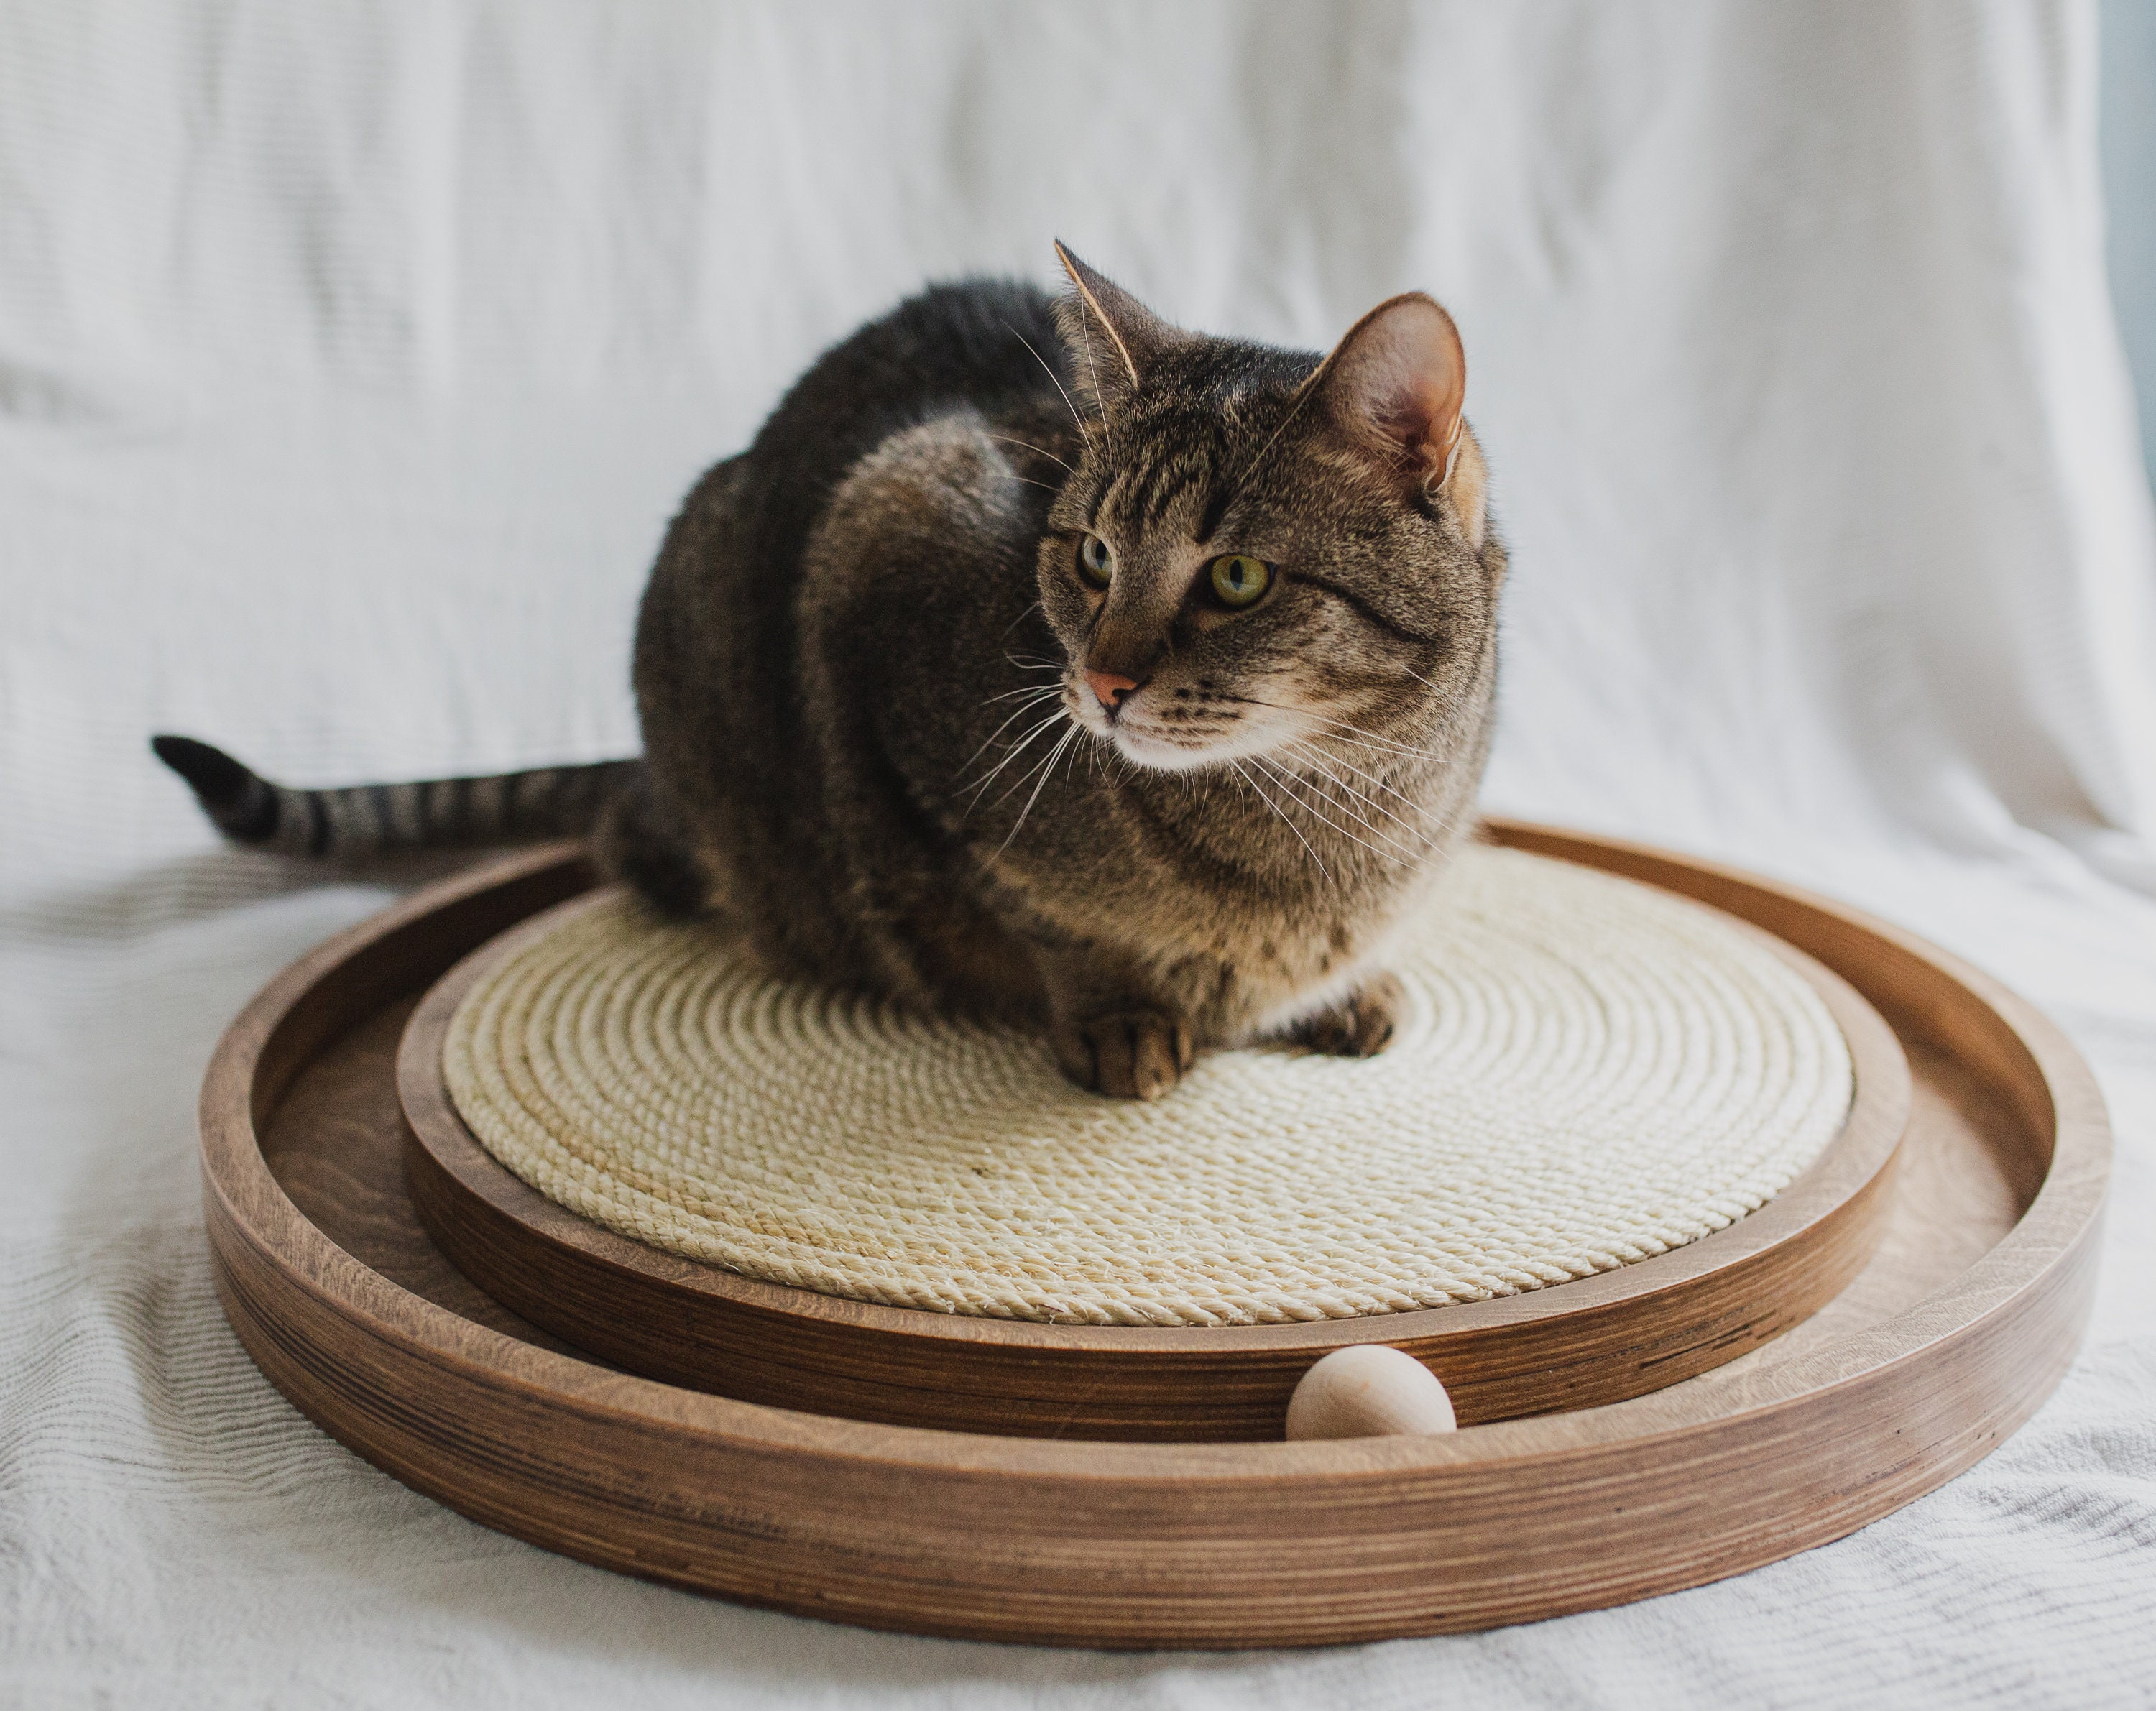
<box><xmin>1106</xmin><ymin>723</ymin><xmax>1272</xmax><ymax>774</ymax></box>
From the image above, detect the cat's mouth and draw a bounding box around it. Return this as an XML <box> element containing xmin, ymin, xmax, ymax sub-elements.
<box><xmin>1070</xmin><ymin>675</ymin><xmax>1305</xmax><ymax>773</ymax></box>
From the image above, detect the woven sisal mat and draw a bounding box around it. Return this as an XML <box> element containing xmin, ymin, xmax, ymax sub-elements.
<box><xmin>443</xmin><ymin>846</ymin><xmax>1853</xmax><ymax>1327</ymax></box>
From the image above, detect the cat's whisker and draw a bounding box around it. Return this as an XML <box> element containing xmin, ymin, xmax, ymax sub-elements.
<box><xmin>983</xmin><ymin>434</ymin><xmax>1075</xmax><ymax>475</ymax></box>
<box><xmin>1273</xmin><ymin>747</ymin><xmax>1429</xmax><ymax>860</ymax></box>
<box><xmin>1307</xmin><ymin>767</ymin><xmax>1447</xmax><ymax>863</ymax></box>
<box><xmin>1290</xmin><ymin>781</ymin><xmax>1433</xmax><ymax>867</ymax></box>
<box><xmin>1069</xmin><ymin>310</ymin><xmax>1115</xmax><ymax>461</ymax></box>
<box><xmin>1235</xmin><ymin>697</ymin><xmax>1408</xmax><ymax>744</ymax></box>
<box><xmin>1000</xmin><ymin>601</ymin><xmax>1046</xmax><ymax>642</ymax></box>
<box><xmin>1056</xmin><ymin>718</ymin><xmax>1093</xmax><ymax>800</ymax></box>
<box><xmin>1215</xmin><ymin>692</ymin><xmax>1429</xmax><ymax>760</ymax></box>
<box><xmin>1228</xmin><ymin>379</ymin><xmax>1322</xmax><ymax>510</ymax></box>
<box><xmin>965</xmin><ymin>704</ymin><xmax>1067</xmax><ymax>783</ymax></box>
<box><xmin>1276</xmin><ymin>716</ymin><xmax>1433</xmax><ymax>767</ymax></box>
<box><xmin>995</xmin><ymin>721</ymin><xmax>1074</xmax><ymax>812</ymax></box>
<box><xmin>1289</xmin><ymin>739</ymin><xmax>1424</xmax><ymax>811</ymax></box>
<box><xmin>1003</xmin><ymin>321</ymin><xmax>1095</xmax><ymax>455</ymax></box>
<box><xmin>1304</xmin><ymin>728</ymin><xmax>1445</xmax><ymax>775</ymax></box>
<box><xmin>1281</xmin><ymin>737</ymin><xmax>1440</xmax><ymax>835</ymax></box>
<box><xmin>1270</xmin><ymin>735</ymin><xmax>1439</xmax><ymax>847</ymax></box>
<box><xmin>962</xmin><ymin>689</ymin><xmax>1065</xmax><ymax>768</ymax></box>
<box><xmin>1230</xmin><ymin>759</ymin><xmax>1332</xmax><ymax>883</ymax></box>
<box><xmin>980</xmin><ymin>682</ymin><xmax>1067</xmax><ymax>706</ymax></box>
<box><xmin>1250</xmin><ymin>755</ymin><xmax>1417</xmax><ymax>868</ymax></box>
<box><xmin>1235</xmin><ymin>759</ymin><xmax>1335</xmax><ymax>880</ymax></box>
<box><xmin>998</xmin><ymin>723</ymin><xmax>1085</xmax><ymax>853</ymax></box>
<box><xmin>1286</xmin><ymin>709</ymin><xmax>1430</xmax><ymax>758</ymax></box>
<box><xmin>961</xmin><ymin>707</ymin><xmax>1071</xmax><ymax>805</ymax></box>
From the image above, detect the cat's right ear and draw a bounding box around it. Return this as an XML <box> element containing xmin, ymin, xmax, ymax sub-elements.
<box><xmin>1052</xmin><ymin>241</ymin><xmax>1191</xmax><ymax>418</ymax></box>
<box><xmin>1305</xmin><ymin>293</ymin><xmax>1467</xmax><ymax>496</ymax></box>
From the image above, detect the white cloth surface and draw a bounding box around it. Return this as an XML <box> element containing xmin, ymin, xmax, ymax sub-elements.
<box><xmin>2</xmin><ymin>1</ymin><xmax>2154</xmax><ymax>1705</ymax></box>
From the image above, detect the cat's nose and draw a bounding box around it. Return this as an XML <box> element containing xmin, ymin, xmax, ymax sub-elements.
<box><xmin>1084</xmin><ymin>670</ymin><xmax>1141</xmax><ymax>711</ymax></box>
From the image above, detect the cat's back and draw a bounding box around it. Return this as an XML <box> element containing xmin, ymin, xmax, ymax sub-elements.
<box><xmin>648</xmin><ymin>278</ymin><xmax>1061</xmax><ymax>619</ymax></box>
<box><xmin>641</xmin><ymin>275</ymin><xmax>1064</xmax><ymax>688</ymax></box>
<box><xmin>630</xmin><ymin>279</ymin><xmax>1069</xmax><ymax>940</ymax></box>
<box><xmin>739</xmin><ymin>278</ymin><xmax>1063</xmax><ymax>558</ymax></box>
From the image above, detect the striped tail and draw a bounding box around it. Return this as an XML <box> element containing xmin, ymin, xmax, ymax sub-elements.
<box><xmin>151</xmin><ymin>734</ymin><xmax>639</xmax><ymax>858</ymax></box>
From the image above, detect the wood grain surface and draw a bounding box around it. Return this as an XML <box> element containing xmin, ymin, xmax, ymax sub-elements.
<box><xmin>198</xmin><ymin>825</ymin><xmax>2110</xmax><ymax>1648</ymax></box>
<box><xmin>397</xmin><ymin>882</ymin><xmax>1911</xmax><ymax>1440</ymax></box>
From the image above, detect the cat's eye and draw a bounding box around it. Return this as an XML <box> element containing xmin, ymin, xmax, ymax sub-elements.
<box><xmin>1208</xmin><ymin>554</ymin><xmax>1272</xmax><ymax>608</ymax></box>
<box><xmin>1077</xmin><ymin>532</ymin><xmax>1115</xmax><ymax>587</ymax></box>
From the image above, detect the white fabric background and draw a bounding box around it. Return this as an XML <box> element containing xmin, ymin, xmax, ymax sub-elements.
<box><xmin>2102</xmin><ymin>0</ymin><xmax>2156</xmax><ymax>491</ymax></box>
<box><xmin>4</xmin><ymin>2</ymin><xmax>2155</xmax><ymax>1705</ymax></box>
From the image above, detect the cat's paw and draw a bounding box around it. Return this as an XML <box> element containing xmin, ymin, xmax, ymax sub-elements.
<box><xmin>1055</xmin><ymin>1010</ymin><xmax>1196</xmax><ymax>1100</ymax></box>
<box><xmin>1295</xmin><ymin>972</ymin><xmax>1406</xmax><ymax>1058</ymax></box>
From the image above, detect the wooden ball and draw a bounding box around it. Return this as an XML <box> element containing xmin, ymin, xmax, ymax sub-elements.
<box><xmin>1284</xmin><ymin>1345</ymin><xmax>1457</xmax><ymax>1441</ymax></box>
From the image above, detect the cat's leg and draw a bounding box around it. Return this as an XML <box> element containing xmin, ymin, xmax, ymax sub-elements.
<box><xmin>596</xmin><ymin>765</ymin><xmax>713</xmax><ymax>916</ymax></box>
<box><xmin>1030</xmin><ymin>951</ymin><xmax>1197</xmax><ymax>1100</ymax></box>
<box><xmin>1054</xmin><ymin>1008</ymin><xmax>1197</xmax><ymax>1101</ymax></box>
<box><xmin>1291</xmin><ymin>971</ymin><xmax>1406</xmax><ymax>1057</ymax></box>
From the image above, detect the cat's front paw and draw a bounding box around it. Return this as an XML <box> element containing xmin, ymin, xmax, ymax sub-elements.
<box><xmin>1055</xmin><ymin>1010</ymin><xmax>1196</xmax><ymax>1100</ymax></box>
<box><xmin>1295</xmin><ymin>972</ymin><xmax>1406</xmax><ymax>1058</ymax></box>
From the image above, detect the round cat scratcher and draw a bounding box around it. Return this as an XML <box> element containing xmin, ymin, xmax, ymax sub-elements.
<box><xmin>396</xmin><ymin>845</ymin><xmax>1902</xmax><ymax>1437</ymax></box>
<box><xmin>203</xmin><ymin>824</ymin><xmax>2109</xmax><ymax>1646</ymax></box>
<box><xmin>444</xmin><ymin>847</ymin><xmax>1855</xmax><ymax>1324</ymax></box>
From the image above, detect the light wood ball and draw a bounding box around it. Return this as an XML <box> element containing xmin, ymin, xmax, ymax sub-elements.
<box><xmin>1284</xmin><ymin>1345</ymin><xmax>1459</xmax><ymax>1441</ymax></box>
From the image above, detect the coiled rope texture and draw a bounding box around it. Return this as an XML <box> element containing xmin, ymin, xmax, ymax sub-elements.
<box><xmin>443</xmin><ymin>846</ymin><xmax>1853</xmax><ymax>1327</ymax></box>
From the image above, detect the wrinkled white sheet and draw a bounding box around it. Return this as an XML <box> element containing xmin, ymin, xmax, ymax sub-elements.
<box><xmin>3</xmin><ymin>2</ymin><xmax>2154</xmax><ymax>1705</ymax></box>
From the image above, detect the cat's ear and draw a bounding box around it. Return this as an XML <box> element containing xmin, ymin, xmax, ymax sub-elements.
<box><xmin>1052</xmin><ymin>241</ymin><xmax>1191</xmax><ymax>416</ymax></box>
<box><xmin>1307</xmin><ymin>293</ymin><xmax>1466</xmax><ymax>493</ymax></box>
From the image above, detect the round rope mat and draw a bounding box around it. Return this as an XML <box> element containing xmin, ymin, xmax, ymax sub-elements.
<box><xmin>442</xmin><ymin>846</ymin><xmax>1853</xmax><ymax>1327</ymax></box>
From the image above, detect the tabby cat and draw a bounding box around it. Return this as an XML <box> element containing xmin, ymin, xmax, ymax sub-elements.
<box><xmin>157</xmin><ymin>245</ymin><xmax>1505</xmax><ymax>1099</ymax></box>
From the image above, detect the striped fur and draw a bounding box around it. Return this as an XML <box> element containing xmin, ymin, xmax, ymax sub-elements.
<box><xmin>150</xmin><ymin>734</ymin><xmax>637</xmax><ymax>858</ymax></box>
<box><xmin>152</xmin><ymin>256</ymin><xmax>1503</xmax><ymax>1102</ymax></box>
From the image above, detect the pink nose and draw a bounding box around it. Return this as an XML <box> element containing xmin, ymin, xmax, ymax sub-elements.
<box><xmin>1084</xmin><ymin>670</ymin><xmax>1140</xmax><ymax>710</ymax></box>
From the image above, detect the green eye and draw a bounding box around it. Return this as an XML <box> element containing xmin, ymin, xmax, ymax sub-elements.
<box><xmin>1077</xmin><ymin>532</ymin><xmax>1115</xmax><ymax>587</ymax></box>
<box><xmin>1208</xmin><ymin>553</ymin><xmax>1272</xmax><ymax>608</ymax></box>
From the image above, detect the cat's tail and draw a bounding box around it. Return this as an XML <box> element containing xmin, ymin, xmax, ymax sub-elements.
<box><xmin>150</xmin><ymin>734</ymin><xmax>640</xmax><ymax>858</ymax></box>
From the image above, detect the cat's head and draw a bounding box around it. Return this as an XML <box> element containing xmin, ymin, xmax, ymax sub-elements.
<box><xmin>1036</xmin><ymin>244</ymin><xmax>1501</xmax><ymax>777</ymax></box>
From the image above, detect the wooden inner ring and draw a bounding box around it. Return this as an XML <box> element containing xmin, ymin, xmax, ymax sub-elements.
<box><xmin>397</xmin><ymin>855</ymin><xmax>1912</xmax><ymax>1441</ymax></box>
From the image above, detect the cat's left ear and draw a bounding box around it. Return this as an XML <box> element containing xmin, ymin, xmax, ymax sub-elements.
<box><xmin>1052</xmin><ymin>241</ymin><xmax>1192</xmax><ymax>416</ymax></box>
<box><xmin>1307</xmin><ymin>293</ymin><xmax>1467</xmax><ymax>494</ymax></box>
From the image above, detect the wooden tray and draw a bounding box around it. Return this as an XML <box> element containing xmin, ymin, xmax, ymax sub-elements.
<box><xmin>397</xmin><ymin>882</ymin><xmax>1910</xmax><ymax>1441</ymax></box>
<box><xmin>203</xmin><ymin>822</ymin><xmax>2109</xmax><ymax>1648</ymax></box>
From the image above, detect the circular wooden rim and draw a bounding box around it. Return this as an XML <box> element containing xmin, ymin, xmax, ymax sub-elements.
<box><xmin>397</xmin><ymin>877</ymin><xmax>1911</xmax><ymax>1439</ymax></box>
<box><xmin>198</xmin><ymin>823</ymin><xmax>2110</xmax><ymax>1647</ymax></box>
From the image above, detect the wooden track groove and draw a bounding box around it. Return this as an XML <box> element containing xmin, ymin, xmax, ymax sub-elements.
<box><xmin>198</xmin><ymin>824</ymin><xmax>2109</xmax><ymax>1647</ymax></box>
